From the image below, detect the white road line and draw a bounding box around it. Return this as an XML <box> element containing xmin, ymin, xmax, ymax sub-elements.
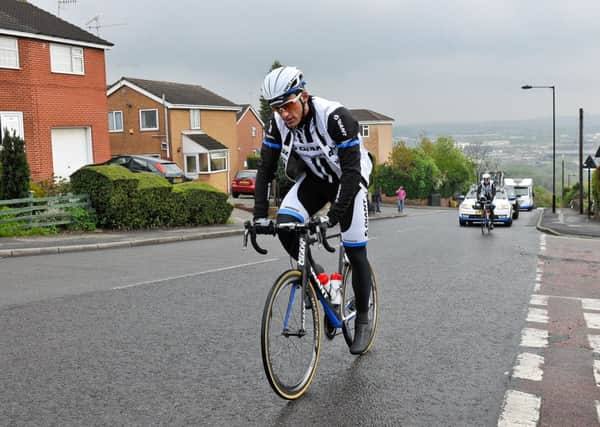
<box><xmin>529</xmin><ymin>295</ymin><xmax>548</xmax><ymax>307</ymax></box>
<box><xmin>585</xmin><ymin>312</ymin><xmax>600</xmax><ymax>330</ymax></box>
<box><xmin>498</xmin><ymin>390</ymin><xmax>541</xmax><ymax>427</ymax></box>
<box><xmin>512</xmin><ymin>353</ymin><xmax>544</xmax><ymax>381</ymax></box>
<box><xmin>533</xmin><ymin>283</ymin><xmax>541</xmax><ymax>293</ymax></box>
<box><xmin>535</xmin><ymin>266</ymin><xmax>543</xmax><ymax>275</ymax></box>
<box><xmin>112</xmin><ymin>258</ymin><xmax>279</xmax><ymax>290</ymax></box>
<box><xmin>588</xmin><ymin>335</ymin><xmax>600</xmax><ymax>354</ymax></box>
<box><xmin>535</xmin><ymin>274</ymin><xmax>542</xmax><ymax>283</ymax></box>
<box><xmin>594</xmin><ymin>360</ymin><xmax>600</xmax><ymax>387</ymax></box>
<box><xmin>521</xmin><ymin>328</ymin><xmax>549</xmax><ymax>348</ymax></box>
<box><xmin>596</xmin><ymin>401</ymin><xmax>600</xmax><ymax>424</ymax></box>
<box><xmin>583</xmin><ymin>298</ymin><xmax>600</xmax><ymax>312</ymax></box>
<box><xmin>527</xmin><ymin>307</ymin><xmax>549</xmax><ymax>324</ymax></box>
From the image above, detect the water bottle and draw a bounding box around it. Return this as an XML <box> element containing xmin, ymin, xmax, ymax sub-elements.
<box><xmin>329</xmin><ymin>272</ymin><xmax>343</xmax><ymax>305</ymax></box>
<box><xmin>317</xmin><ymin>273</ymin><xmax>330</xmax><ymax>296</ymax></box>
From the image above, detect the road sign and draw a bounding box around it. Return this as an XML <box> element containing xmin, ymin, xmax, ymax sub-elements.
<box><xmin>583</xmin><ymin>155</ymin><xmax>597</xmax><ymax>169</ymax></box>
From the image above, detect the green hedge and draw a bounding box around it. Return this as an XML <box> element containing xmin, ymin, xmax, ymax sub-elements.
<box><xmin>71</xmin><ymin>166</ymin><xmax>232</xmax><ymax>229</ymax></box>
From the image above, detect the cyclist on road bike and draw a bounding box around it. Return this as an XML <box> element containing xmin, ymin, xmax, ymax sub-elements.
<box><xmin>253</xmin><ymin>66</ymin><xmax>374</xmax><ymax>355</ymax></box>
<box><xmin>477</xmin><ymin>173</ymin><xmax>496</xmax><ymax>229</ymax></box>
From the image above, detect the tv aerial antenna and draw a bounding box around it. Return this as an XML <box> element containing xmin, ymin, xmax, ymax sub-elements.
<box><xmin>57</xmin><ymin>0</ymin><xmax>77</xmax><ymax>17</ymax></box>
<box><xmin>85</xmin><ymin>15</ymin><xmax>127</xmax><ymax>36</ymax></box>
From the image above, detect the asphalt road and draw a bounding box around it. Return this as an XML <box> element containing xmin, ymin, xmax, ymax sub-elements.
<box><xmin>0</xmin><ymin>209</ymin><xmax>542</xmax><ymax>426</ymax></box>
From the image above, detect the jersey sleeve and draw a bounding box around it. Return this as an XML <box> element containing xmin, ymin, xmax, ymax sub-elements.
<box><xmin>254</xmin><ymin>117</ymin><xmax>282</xmax><ymax>219</ymax></box>
<box><xmin>325</xmin><ymin>107</ymin><xmax>362</xmax><ymax>225</ymax></box>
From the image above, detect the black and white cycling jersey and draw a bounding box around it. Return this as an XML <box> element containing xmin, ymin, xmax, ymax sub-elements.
<box><xmin>254</xmin><ymin>96</ymin><xmax>372</xmax><ymax>225</ymax></box>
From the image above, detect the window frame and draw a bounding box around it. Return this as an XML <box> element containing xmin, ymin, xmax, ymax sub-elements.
<box><xmin>108</xmin><ymin>111</ymin><xmax>124</xmax><ymax>132</ymax></box>
<box><xmin>50</xmin><ymin>43</ymin><xmax>85</xmax><ymax>75</ymax></box>
<box><xmin>0</xmin><ymin>36</ymin><xmax>19</xmax><ymax>69</ymax></box>
<box><xmin>360</xmin><ymin>125</ymin><xmax>370</xmax><ymax>138</ymax></box>
<box><xmin>139</xmin><ymin>108</ymin><xmax>159</xmax><ymax>131</ymax></box>
<box><xmin>190</xmin><ymin>109</ymin><xmax>201</xmax><ymax>130</ymax></box>
<box><xmin>186</xmin><ymin>150</ymin><xmax>228</xmax><ymax>175</ymax></box>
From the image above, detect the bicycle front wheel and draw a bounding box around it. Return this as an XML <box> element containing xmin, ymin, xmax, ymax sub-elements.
<box><xmin>341</xmin><ymin>263</ymin><xmax>379</xmax><ymax>353</ymax></box>
<box><xmin>261</xmin><ymin>270</ymin><xmax>321</xmax><ymax>400</ymax></box>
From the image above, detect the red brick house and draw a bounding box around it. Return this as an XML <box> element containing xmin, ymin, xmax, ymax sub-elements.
<box><xmin>0</xmin><ymin>0</ymin><xmax>113</xmax><ymax>181</ymax></box>
<box><xmin>350</xmin><ymin>109</ymin><xmax>394</xmax><ymax>165</ymax></box>
<box><xmin>235</xmin><ymin>104</ymin><xmax>263</xmax><ymax>174</ymax></box>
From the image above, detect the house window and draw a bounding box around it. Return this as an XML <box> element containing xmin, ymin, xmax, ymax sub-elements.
<box><xmin>139</xmin><ymin>109</ymin><xmax>159</xmax><ymax>131</ymax></box>
<box><xmin>50</xmin><ymin>43</ymin><xmax>84</xmax><ymax>75</ymax></box>
<box><xmin>187</xmin><ymin>151</ymin><xmax>228</xmax><ymax>174</ymax></box>
<box><xmin>0</xmin><ymin>36</ymin><xmax>19</xmax><ymax>69</ymax></box>
<box><xmin>251</xmin><ymin>126</ymin><xmax>257</xmax><ymax>137</ymax></box>
<box><xmin>185</xmin><ymin>155</ymin><xmax>198</xmax><ymax>174</ymax></box>
<box><xmin>210</xmin><ymin>151</ymin><xmax>227</xmax><ymax>171</ymax></box>
<box><xmin>361</xmin><ymin>125</ymin><xmax>370</xmax><ymax>138</ymax></box>
<box><xmin>190</xmin><ymin>109</ymin><xmax>201</xmax><ymax>129</ymax></box>
<box><xmin>108</xmin><ymin>111</ymin><xmax>123</xmax><ymax>132</ymax></box>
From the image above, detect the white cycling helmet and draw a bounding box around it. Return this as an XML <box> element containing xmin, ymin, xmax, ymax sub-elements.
<box><xmin>482</xmin><ymin>173</ymin><xmax>491</xmax><ymax>180</ymax></box>
<box><xmin>261</xmin><ymin>66</ymin><xmax>306</xmax><ymax>107</ymax></box>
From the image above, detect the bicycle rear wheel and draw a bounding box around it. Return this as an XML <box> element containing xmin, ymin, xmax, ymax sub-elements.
<box><xmin>340</xmin><ymin>263</ymin><xmax>379</xmax><ymax>353</ymax></box>
<box><xmin>261</xmin><ymin>270</ymin><xmax>321</xmax><ymax>400</ymax></box>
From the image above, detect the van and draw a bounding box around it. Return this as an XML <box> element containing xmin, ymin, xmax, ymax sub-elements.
<box><xmin>504</xmin><ymin>178</ymin><xmax>535</xmax><ymax>211</ymax></box>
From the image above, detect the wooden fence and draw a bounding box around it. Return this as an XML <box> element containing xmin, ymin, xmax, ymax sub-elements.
<box><xmin>0</xmin><ymin>193</ymin><xmax>92</xmax><ymax>228</ymax></box>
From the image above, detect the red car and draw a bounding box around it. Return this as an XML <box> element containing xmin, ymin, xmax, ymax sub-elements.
<box><xmin>231</xmin><ymin>169</ymin><xmax>257</xmax><ymax>198</ymax></box>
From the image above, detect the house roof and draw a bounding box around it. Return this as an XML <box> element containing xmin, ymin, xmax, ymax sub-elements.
<box><xmin>350</xmin><ymin>109</ymin><xmax>394</xmax><ymax>123</ymax></box>
<box><xmin>236</xmin><ymin>104</ymin><xmax>264</xmax><ymax>126</ymax></box>
<box><xmin>114</xmin><ymin>77</ymin><xmax>238</xmax><ymax>109</ymax></box>
<box><xmin>0</xmin><ymin>0</ymin><xmax>112</xmax><ymax>47</ymax></box>
<box><xmin>185</xmin><ymin>133</ymin><xmax>228</xmax><ymax>151</ymax></box>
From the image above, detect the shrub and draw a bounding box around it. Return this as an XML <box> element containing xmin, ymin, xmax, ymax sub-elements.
<box><xmin>246</xmin><ymin>152</ymin><xmax>260</xmax><ymax>169</ymax></box>
<box><xmin>71</xmin><ymin>166</ymin><xmax>232</xmax><ymax>229</ymax></box>
<box><xmin>1</xmin><ymin>129</ymin><xmax>31</xmax><ymax>200</ymax></box>
<box><xmin>66</xmin><ymin>207</ymin><xmax>97</xmax><ymax>231</ymax></box>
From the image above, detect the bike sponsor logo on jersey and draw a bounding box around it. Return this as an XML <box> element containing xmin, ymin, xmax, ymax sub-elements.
<box><xmin>333</xmin><ymin>114</ymin><xmax>347</xmax><ymax>138</ymax></box>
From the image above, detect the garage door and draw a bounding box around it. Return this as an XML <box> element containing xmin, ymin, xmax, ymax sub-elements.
<box><xmin>51</xmin><ymin>127</ymin><xmax>91</xmax><ymax>180</ymax></box>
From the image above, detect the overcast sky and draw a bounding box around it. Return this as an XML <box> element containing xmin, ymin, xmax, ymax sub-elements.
<box><xmin>33</xmin><ymin>0</ymin><xmax>600</xmax><ymax>125</ymax></box>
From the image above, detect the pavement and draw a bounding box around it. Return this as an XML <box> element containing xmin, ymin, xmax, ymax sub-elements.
<box><xmin>0</xmin><ymin>203</ymin><xmax>406</xmax><ymax>258</ymax></box>
<box><xmin>1</xmin><ymin>203</ymin><xmax>597</xmax><ymax>258</ymax></box>
<box><xmin>537</xmin><ymin>207</ymin><xmax>600</xmax><ymax>238</ymax></box>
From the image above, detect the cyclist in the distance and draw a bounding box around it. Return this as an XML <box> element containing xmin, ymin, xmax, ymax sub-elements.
<box><xmin>477</xmin><ymin>173</ymin><xmax>496</xmax><ymax>228</ymax></box>
<box><xmin>253</xmin><ymin>66</ymin><xmax>374</xmax><ymax>355</ymax></box>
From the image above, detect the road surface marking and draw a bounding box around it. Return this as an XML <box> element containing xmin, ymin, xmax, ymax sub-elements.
<box><xmin>582</xmin><ymin>298</ymin><xmax>600</xmax><ymax>312</ymax></box>
<box><xmin>588</xmin><ymin>335</ymin><xmax>600</xmax><ymax>354</ymax></box>
<box><xmin>512</xmin><ymin>353</ymin><xmax>544</xmax><ymax>381</ymax></box>
<box><xmin>112</xmin><ymin>258</ymin><xmax>279</xmax><ymax>290</ymax></box>
<box><xmin>497</xmin><ymin>390</ymin><xmax>541</xmax><ymax>427</ymax></box>
<box><xmin>521</xmin><ymin>328</ymin><xmax>548</xmax><ymax>348</ymax></box>
<box><xmin>594</xmin><ymin>360</ymin><xmax>600</xmax><ymax>387</ymax></box>
<box><xmin>527</xmin><ymin>307</ymin><xmax>549</xmax><ymax>324</ymax></box>
<box><xmin>584</xmin><ymin>312</ymin><xmax>600</xmax><ymax>330</ymax></box>
<box><xmin>535</xmin><ymin>274</ymin><xmax>542</xmax><ymax>283</ymax></box>
<box><xmin>529</xmin><ymin>295</ymin><xmax>548</xmax><ymax>306</ymax></box>
<box><xmin>534</xmin><ymin>282</ymin><xmax>541</xmax><ymax>293</ymax></box>
<box><xmin>596</xmin><ymin>401</ymin><xmax>600</xmax><ymax>424</ymax></box>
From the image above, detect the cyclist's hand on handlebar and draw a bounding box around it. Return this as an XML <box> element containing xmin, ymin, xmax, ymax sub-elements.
<box><xmin>253</xmin><ymin>218</ymin><xmax>276</xmax><ymax>235</ymax></box>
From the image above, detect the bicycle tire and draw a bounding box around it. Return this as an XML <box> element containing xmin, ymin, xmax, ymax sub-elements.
<box><xmin>340</xmin><ymin>263</ymin><xmax>379</xmax><ymax>353</ymax></box>
<box><xmin>261</xmin><ymin>270</ymin><xmax>321</xmax><ymax>400</ymax></box>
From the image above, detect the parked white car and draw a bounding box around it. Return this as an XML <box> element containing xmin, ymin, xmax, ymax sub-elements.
<box><xmin>459</xmin><ymin>188</ymin><xmax>513</xmax><ymax>227</ymax></box>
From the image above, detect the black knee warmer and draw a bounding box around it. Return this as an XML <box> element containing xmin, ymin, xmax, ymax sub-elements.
<box><xmin>344</xmin><ymin>246</ymin><xmax>372</xmax><ymax>314</ymax></box>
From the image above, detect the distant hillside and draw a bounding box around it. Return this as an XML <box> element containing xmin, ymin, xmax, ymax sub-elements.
<box><xmin>394</xmin><ymin>115</ymin><xmax>600</xmax><ymax>140</ymax></box>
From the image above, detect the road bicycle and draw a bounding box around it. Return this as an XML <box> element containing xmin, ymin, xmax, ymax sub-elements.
<box><xmin>478</xmin><ymin>197</ymin><xmax>493</xmax><ymax>235</ymax></box>
<box><xmin>243</xmin><ymin>218</ymin><xmax>379</xmax><ymax>400</ymax></box>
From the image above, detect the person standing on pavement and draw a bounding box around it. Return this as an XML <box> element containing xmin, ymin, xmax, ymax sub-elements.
<box><xmin>253</xmin><ymin>66</ymin><xmax>375</xmax><ymax>355</ymax></box>
<box><xmin>396</xmin><ymin>186</ymin><xmax>406</xmax><ymax>212</ymax></box>
<box><xmin>373</xmin><ymin>187</ymin><xmax>382</xmax><ymax>213</ymax></box>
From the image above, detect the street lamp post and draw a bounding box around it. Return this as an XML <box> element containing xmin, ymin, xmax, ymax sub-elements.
<box><xmin>522</xmin><ymin>84</ymin><xmax>556</xmax><ymax>213</ymax></box>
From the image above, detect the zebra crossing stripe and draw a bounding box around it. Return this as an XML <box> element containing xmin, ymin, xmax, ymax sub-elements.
<box><xmin>498</xmin><ymin>390</ymin><xmax>541</xmax><ymax>427</ymax></box>
<box><xmin>520</xmin><ymin>328</ymin><xmax>549</xmax><ymax>348</ymax></box>
<box><xmin>512</xmin><ymin>353</ymin><xmax>544</xmax><ymax>381</ymax></box>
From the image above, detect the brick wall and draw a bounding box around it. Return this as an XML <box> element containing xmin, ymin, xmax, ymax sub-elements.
<box><xmin>235</xmin><ymin>109</ymin><xmax>262</xmax><ymax>174</ymax></box>
<box><xmin>0</xmin><ymin>37</ymin><xmax>110</xmax><ymax>180</ymax></box>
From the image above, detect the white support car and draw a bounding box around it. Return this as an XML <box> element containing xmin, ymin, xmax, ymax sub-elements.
<box><xmin>459</xmin><ymin>188</ymin><xmax>513</xmax><ymax>227</ymax></box>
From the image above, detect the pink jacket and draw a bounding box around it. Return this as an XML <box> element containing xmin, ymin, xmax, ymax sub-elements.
<box><xmin>397</xmin><ymin>188</ymin><xmax>406</xmax><ymax>201</ymax></box>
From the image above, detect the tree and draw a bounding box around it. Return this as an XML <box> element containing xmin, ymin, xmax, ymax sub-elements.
<box><xmin>430</xmin><ymin>136</ymin><xmax>475</xmax><ymax>197</ymax></box>
<box><xmin>0</xmin><ymin>129</ymin><xmax>31</xmax><ymax>200</ymax></box>
<box><xmin>259</xmin><ymin>59</ymin><xmax>283</xmax><ymax>124</ymax></box>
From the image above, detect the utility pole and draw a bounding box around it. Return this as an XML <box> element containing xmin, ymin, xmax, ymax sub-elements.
<box><xmin>579</xmin><ymin>108</ymin><xmax>584</xmax><ymax>214</ymax></box>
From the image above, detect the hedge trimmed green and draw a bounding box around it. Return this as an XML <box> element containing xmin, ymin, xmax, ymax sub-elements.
<box><xmin>70</xmin><ymin>166</ymin><xmax>233</xmax><ymax>229</ymax></box>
